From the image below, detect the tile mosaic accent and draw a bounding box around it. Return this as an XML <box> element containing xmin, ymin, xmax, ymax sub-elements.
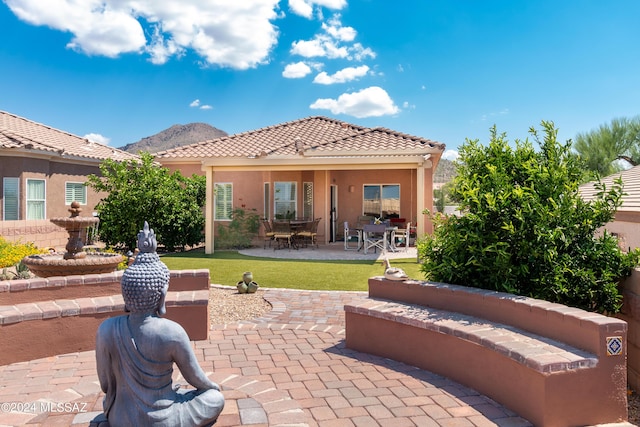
<box><xmin>606</xmin><ymin>336</ymin><xmax>623</xmax><ymax>356</ymax></box>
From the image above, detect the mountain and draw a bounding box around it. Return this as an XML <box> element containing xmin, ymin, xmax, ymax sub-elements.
<box><xmin>434</xmin><ymin>158</ymin><xmax>457</xmax><ymax>183</ymax></box>
<box><xmin>119</xmin><ymin>123</ymin><xmax>228</xmax><ymax>154</ymax></box>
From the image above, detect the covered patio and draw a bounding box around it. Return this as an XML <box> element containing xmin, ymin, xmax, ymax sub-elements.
<box><xmin>155</xmin><ymin>116</ymin><xmax>445</xmax><ymax>254</ymax></box>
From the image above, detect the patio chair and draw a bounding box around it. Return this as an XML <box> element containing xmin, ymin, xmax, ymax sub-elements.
<box><xmin>344</xmin><ymin>221</ymin><xmax>361</xmax><ymax>251</ymax></box>
<box><xmin>297</xmin><ymin>217</ymin><xmax>320</xmax><ymax>249</ymax></box>
<box><xmin>389</xmin><ymin>217</ymin><xmax>406</xmax><ymax>228</ymax></box>
<box><xmin>363</xmin><ymin>224</ymin><xmax>387</xmax><ymax>254</ymax></box>
<box><xmin>393</xmin><ymin>222</ymin><xmax>411</xmax><ymax>252</ymax></box>
<box><xmin>262</xmin><ymin>219</ymin><xmax>275</xmax><ymax>249</ymax></box>
<box><xmin>272</xmin><ymin>220</ymin><xmax>294</xmax><ymax>250</ymax></box>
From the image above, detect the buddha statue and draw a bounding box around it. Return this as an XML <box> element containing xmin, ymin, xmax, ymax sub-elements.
<box><xmin>93</xmin><ymin>222</ymin><xmax>224</xmax><ymax>427</ymax></box>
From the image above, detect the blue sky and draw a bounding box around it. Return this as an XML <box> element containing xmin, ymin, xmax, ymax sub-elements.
<box><xmin>1</xmin><ymin>0</ymin><xmax>639</xmax><ymax>159</ymax></box>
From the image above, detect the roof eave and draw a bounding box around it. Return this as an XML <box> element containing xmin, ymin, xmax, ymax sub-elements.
<box><xmin>200</xmin><ymin>153</ymin><xmax>436</xmax><ymax>171</ymax></box>
<box><xmin>303</xmin><ymin>148</ymin><xmax>443</xmax><ymax>157</ymax></box>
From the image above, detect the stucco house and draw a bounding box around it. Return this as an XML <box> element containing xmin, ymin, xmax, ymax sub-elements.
<box><xmin>0</xmin><ymin>111</ymin><xmax>139</xmax><ymax>248</ymax></box>
<box><xmin>579</xmin><ymin>165</ymin><xmax>640</xmax><ymax>250</ymax></box>
<box><xmin>155</xmin><ymin>116</ymin><xmax>446</xmax><ymax>254</ymax></box>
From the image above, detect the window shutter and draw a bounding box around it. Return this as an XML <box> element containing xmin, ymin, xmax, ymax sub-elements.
<box><xmin>66</xmin><ymin>183</ymin><xmax>87</xmax><ymax>204</ymax></box>
<box><xmin>214</xmin><ymin>183</ymin><xmax>233</xmax><ymax>220</ymax></box>
<box><xmin>3</xmin><ymin>178</ymin><xmax>19</xmax><ymax>220</ymax></box>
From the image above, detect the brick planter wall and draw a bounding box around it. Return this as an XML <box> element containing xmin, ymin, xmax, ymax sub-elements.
<box><xmin>0</xmin><ymin>269</ymin><xmax>210</xmax><ymax>365</ymax></box>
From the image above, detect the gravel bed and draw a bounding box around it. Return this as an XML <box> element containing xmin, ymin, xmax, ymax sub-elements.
<box><xmin>629</xmin><ymin>390</ymin><xmax>640</xmax><ymax>425</ymax></box>
<box><xmin>209</xmin><ymin>286</ymin><xmax>272</xmax><ymax>325</ymax></box>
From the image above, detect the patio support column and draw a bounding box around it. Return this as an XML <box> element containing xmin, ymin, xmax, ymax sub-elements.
<box><xmin>205</xmin><ymin>168</ymin><xmax>215</xmax><ymax>254</ymax></box>
<box><xmin>416</xmin><ymin>166</ymin><xmax>426</xmax><ymax>237</ymax></box>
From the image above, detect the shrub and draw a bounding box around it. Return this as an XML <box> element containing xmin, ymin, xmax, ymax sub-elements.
<box><xmin>215</xmin><ymin>208</ymin><xmax>260</xmax><ymax>249</ymax></box>
<box><xmin>0</xmin><ymin>237</ymin><xmax>45</xmax><ymax>268</ymax></box>
<box><xmin>418</xmin><ymin>122</ymin><xmax>640</xmax><ymax>314</ymax></box>
<box><xmin>87</xmin><ymin>152</ymin><xmax>206</xmax><ymax>252</ymax></box>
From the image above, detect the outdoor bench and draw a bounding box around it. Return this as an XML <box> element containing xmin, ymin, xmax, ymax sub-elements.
<box><xmin>344</xmin><ymin>277</ymin><xmax>628</xmax><ymax>427</ymax></box>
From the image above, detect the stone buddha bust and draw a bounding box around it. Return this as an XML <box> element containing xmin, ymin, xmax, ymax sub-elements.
<box><xmin>93</xmin><ymin>222</ymin><xmax>224</xmax><ymax>427</ymax></box>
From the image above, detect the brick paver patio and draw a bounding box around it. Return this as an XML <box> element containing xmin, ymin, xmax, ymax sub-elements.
<box><xmin>0</xmin><ymin>287</ymin><xmax>536</xmax><ymax>426</ymax></box>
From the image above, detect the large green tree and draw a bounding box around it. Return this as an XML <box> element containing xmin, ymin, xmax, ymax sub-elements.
<box><xmin>574</xmin><ymin>116</ymin><xmax>640</xmax><ymax>177</ymax></box>
<box><xmin>87</xmin><ymin>153</ymin><xmax>206</xmax><ymax>251</ymax></box>
<box><xmin>418</xmin><ymin>122</ymin><xmax>639</xmax><ymax>314</ymax></box>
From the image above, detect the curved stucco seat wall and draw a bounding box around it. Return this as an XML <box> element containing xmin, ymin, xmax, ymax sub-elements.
<box><xmin>345</xmin><ymin>277</ymin><xmax>629</xmax><ymax>427</ymax></box>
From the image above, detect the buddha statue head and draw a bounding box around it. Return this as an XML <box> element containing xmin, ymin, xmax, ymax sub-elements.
<box><xmin>121</xmin><ymin>222</ymin><xmax>171</xmax><ymax>315</ymax></box>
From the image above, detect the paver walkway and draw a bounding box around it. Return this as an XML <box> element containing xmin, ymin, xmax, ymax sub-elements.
<box><xmin>0</xmin><ymin>287</ymin><xmax>534</xmax><ymax>427</ymax></box>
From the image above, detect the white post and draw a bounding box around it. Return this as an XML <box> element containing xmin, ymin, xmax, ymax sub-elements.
<box><xmin>416</xmin><ymin>166</ymin><xmax>425</xmax><ymax>237</ymax></box>
<box><xmin>205</xmin><ymin>168</ymin><xmax>215</xmax><ymax>254</ymax></box>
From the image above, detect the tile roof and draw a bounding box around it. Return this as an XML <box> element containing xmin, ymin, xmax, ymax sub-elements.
<box><xmin>579</xmin><ymin>165</ymin><xmax>640</xmax><ymax>211</ymax></box>
<box><xmin>155</xmin><ymin>116</ymin><xmax>445</xmax><ymax>159</ymax></box>
<box><xmin>0</xmin><ymin>111</ymin><xmax>138</xmax><ymax>162</ymax></box>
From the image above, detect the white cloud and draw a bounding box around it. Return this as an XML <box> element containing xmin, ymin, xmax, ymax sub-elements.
<box><xmin>4</xmin><ymin>0</ymin><xmax>281</xmax><ymax>69</ymax></box>
<box><xmin>283</xmin><ymin>61</ymin><xmax>313</xmax><ymax>78</ymax></box>
<box><xmin>402</xmin><ymin>101</ymin><xmax>415</xmax><ymax>110</ymax></box>
<box><xmin>313</xmin><ymin>65</ymin><xmax>369</xmax><ymax>84</ymax></box>
<box><xmin>310</xmin><ymin>86</ymin><xmax>399</xmax><ymax>118</ymax></box>
<box><xmin>190</xmin><ymin>99</ymin><xmax>212</xmax><ymax>109</ymax></box>
<box><xmin>291</xmin><ymin>38</ymin><xmax>334</xmax><ymax>58</ymax></box>
<box><xmin>288</xmin><ymin>0</ymin><xmax>313</xmax><ymax>18</ymax></box>
<box><xmin>290</xmin><ymin>14</ymin><xmax>375</xmax><ymax>61</ymax></box>
<box><xmin>350</xmin><ymin>43</ymin><xmax>375</xmax><ymax>61</ymax></box>
<box><xmin>322</xmin><ymin>16</ymin><xmax>355</xmax><ymax>42</ymax></box>
<box><xmin>288</xmin><ymin>0</ymin><xmax>347</xmax><ymax>18</ymax></box>
<box><xmin>442</xmin><ymin>150</ymin><xmax>459</xmax><ymax>161</ymax></box>
<box><xmin>84</xmin><ymin>133</ymin><xmax>110</xmax><ymax>145</ymax></box>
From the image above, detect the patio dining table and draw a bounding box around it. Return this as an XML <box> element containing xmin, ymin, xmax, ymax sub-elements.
<box><xmin>362</xmin><ymin>224</ymin><xmax>398</xmax><ymax>254</ymax></box>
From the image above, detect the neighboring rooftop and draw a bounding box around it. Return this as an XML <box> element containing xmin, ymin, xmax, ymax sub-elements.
<box><xmin>0</xmin><ymin>111</ymin><xmax>138</xmax><ymax>162</ymax></box>
<box><xmin>580</xmin><ymin>165</ymin><xmax>640</xmax><ymax>212</ymax></box>
<box><xmin>155</xmin><ymin>116</ymin><xmax>445</xmax><ymax>160</ymax></box>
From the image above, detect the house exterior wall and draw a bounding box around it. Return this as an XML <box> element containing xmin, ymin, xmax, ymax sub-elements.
<box><xmin>1</xmin><ymin>154</ymin><xmax>104</xmax><ymax>249</ymax></box>
<box><xmin>161</xmin><ymin>160</ymin><xmax>436</xmax><ymax>250</ymax></box>
<box><xmin>607</xmin><ymin>211</ymin><xmax>640</xmax><ymax>251</ymax></box>
<box><xmin>330</xmin><ymin>168</ymin><xmax>419</xmax><ymax>228</ymax></box>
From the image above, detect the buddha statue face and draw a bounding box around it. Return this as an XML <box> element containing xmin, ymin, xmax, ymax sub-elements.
<box><xmin>121</xmin><ymin>222</ymin><xmax>170</xmax><ymax>316</ymax></box>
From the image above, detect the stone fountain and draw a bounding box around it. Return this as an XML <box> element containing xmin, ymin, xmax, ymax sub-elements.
<box><xmin>22</xmin><ymin>201</ymin><xmax>123</xmax><ymax>278</ymax></box>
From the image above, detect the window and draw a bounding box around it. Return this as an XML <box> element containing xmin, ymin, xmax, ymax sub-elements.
<box><xmin>303</xmin><ymin>182</ymin><xmax>313</xmax><ymax>220</ymax></box>
<box><xmin>26</xmin><ymin>179</ymin><xmax>46</xmax><ymax>220</ymax></box>
<box><xmin>274</xmin><ymin>182</ymin><xmax>296</xmax><ymax>219</ymax></box>
<box><xmin>214</xmin><ymin>183</ymin><xmax>233</xmax><ymax>220</ymax></box>
<box><xmin>65</xmin><ymin>182</ymin><xmax>87</xmax><ymax>205</ymax></box>
<box><xmin>3</xmin><ymin>178</ymin><xmax>19</xmax><ymax>220</ymax></box>
<box><xmin>363</xmin><ymin>184</ymin><xmax>400</xmax><ymax>219</ymax></box>
<box><xmin>263</xmin><ymin>182</ymin><xmax>270</xmax><ymax>220</ymax></box>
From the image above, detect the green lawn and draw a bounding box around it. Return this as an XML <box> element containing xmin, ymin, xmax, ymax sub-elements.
<box><xmin>160</xmin><ymin>250</ymin><xmax>424</xmax><ymax>291</ymax></box>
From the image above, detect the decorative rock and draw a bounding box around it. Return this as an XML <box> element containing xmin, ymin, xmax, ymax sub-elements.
<box><xmin>237</xmin><ymin>271</ymin><xmax>259</xmax><ymax>294</ymax></box>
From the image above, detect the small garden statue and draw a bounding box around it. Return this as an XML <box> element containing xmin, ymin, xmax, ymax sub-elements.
<box><xmin>237</xmin><ymin>271</ymin><xmax>259</xmax><ymax>293</ymax></box>
<box><xmin>92</xmin><ymin>222</ymin><xmax>224</xmax><ymax>427</ymax></box>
